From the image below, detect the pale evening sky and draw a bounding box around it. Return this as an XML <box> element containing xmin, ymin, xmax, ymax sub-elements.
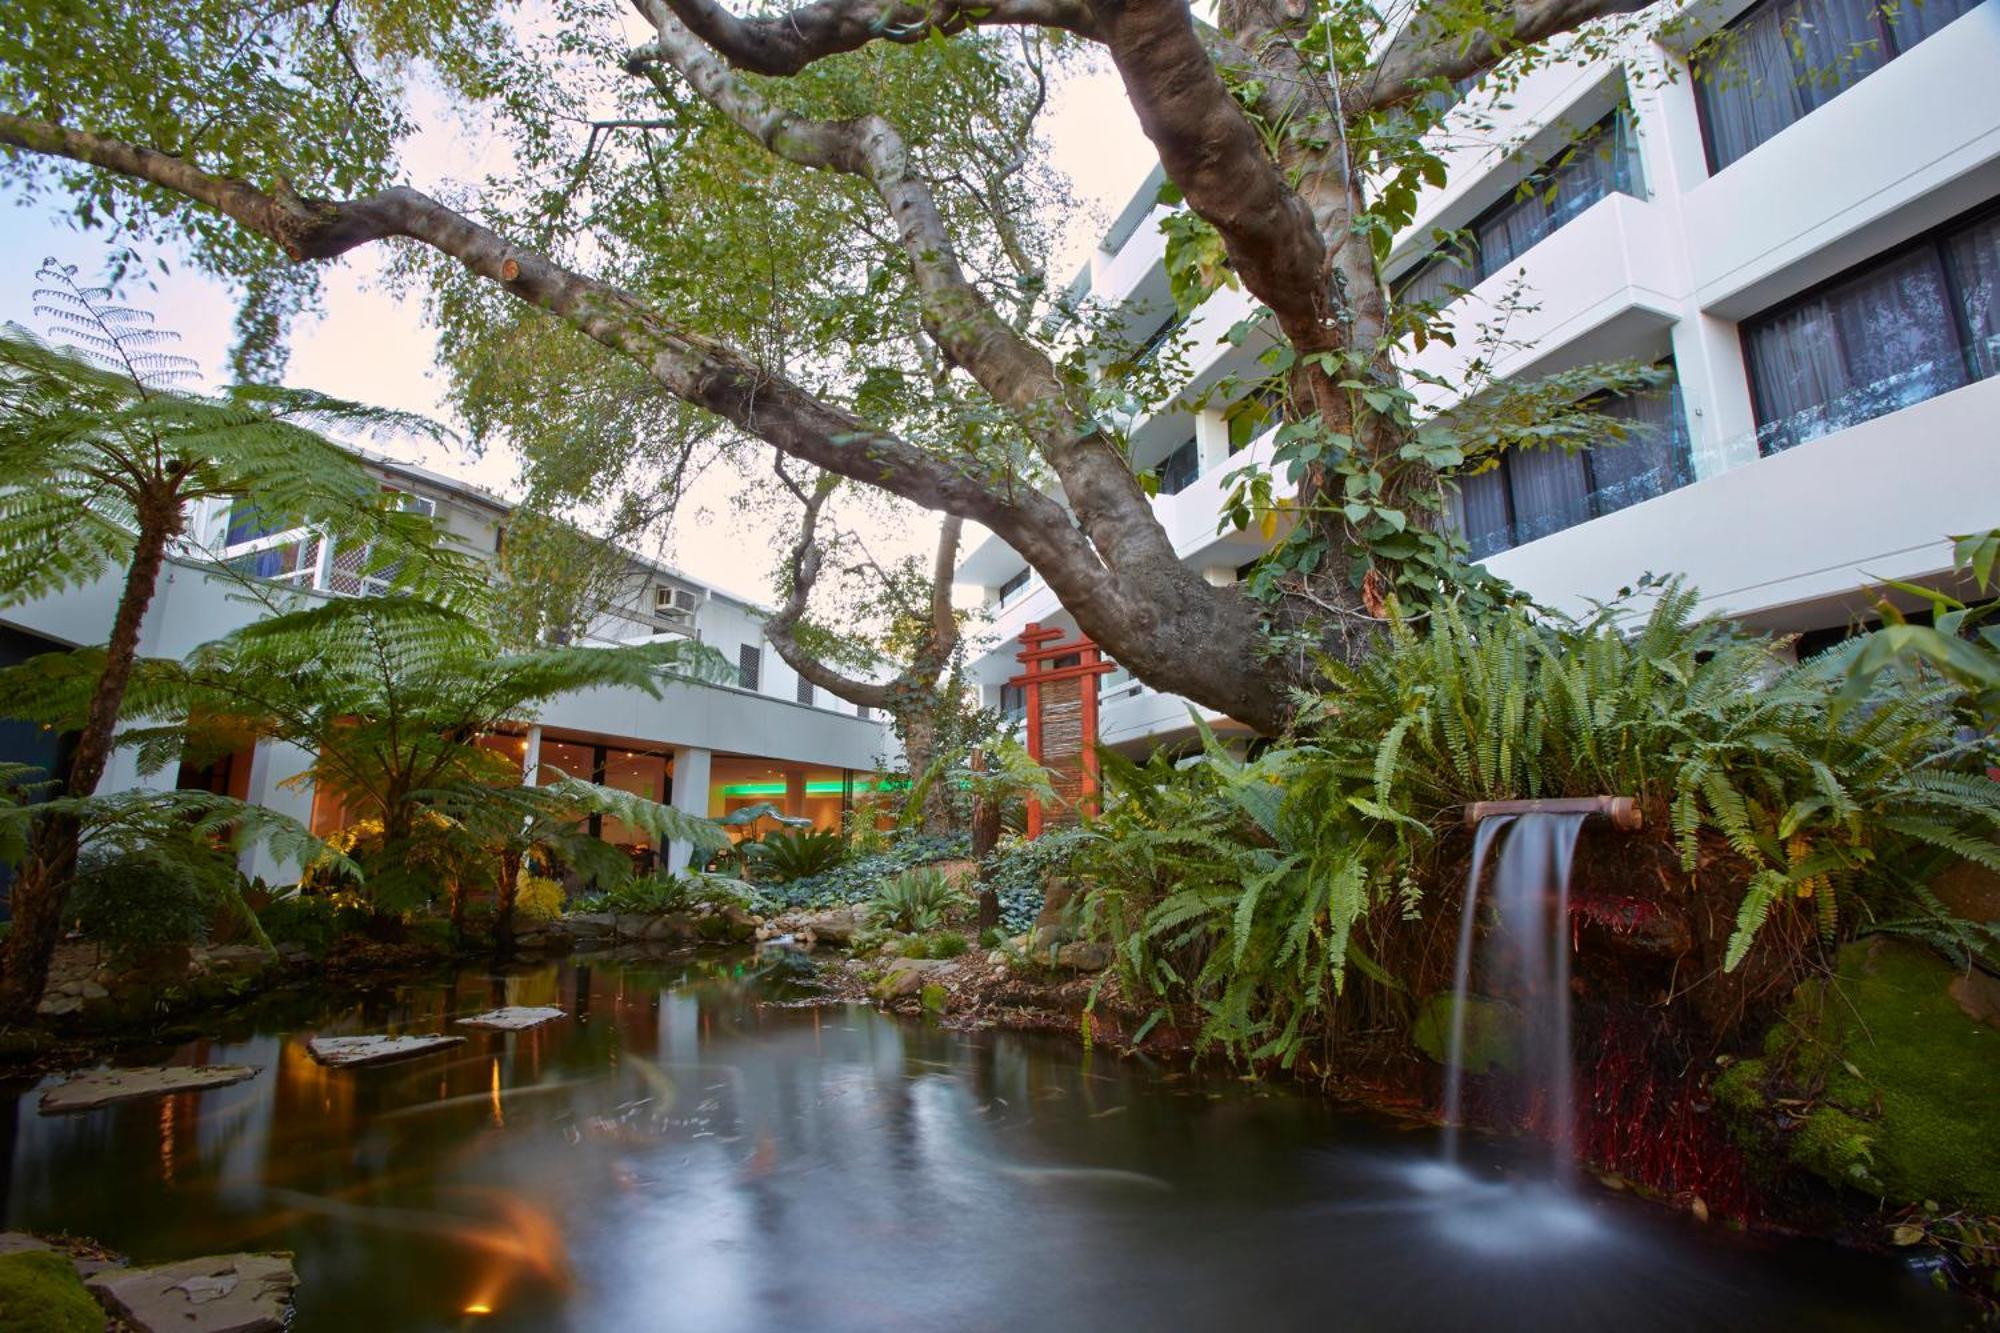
<box><xmin>0</xmin><ymin>53</ymin><xmax>1157</xmax><ymax>609</ymax></box>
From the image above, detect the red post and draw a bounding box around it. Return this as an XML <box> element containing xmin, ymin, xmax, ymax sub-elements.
<box><xmin>1010</xmin><ymin>624</ymin><xmax>1115</xmax><ymax>838</ymax></box>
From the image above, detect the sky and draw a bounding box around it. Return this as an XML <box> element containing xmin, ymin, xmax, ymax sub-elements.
<box><xmin>0</xmin><ymin>46</ymin><xmax>1157</xmax><ymax>608</ymax></box>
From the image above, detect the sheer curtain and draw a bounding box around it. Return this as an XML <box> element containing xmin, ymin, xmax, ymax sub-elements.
<box><xmin>1453</xmin><ymin>469</ymin><xmax>1514</xmax><ymax>561</ymax></box>
<box><xmin>1946</xmin><ymin>212</ymin><xmax>2000</xmax><ymax>380</ymax></box>
<box><xmin>1885</xmin><ymin>0</ymin><xmax>1983</xmax><ymax>50</ymax></box>
<box><xmin>1506</xmin><ymin>446</ymin><xmax>1595</xmax><ymax>546</ymax></box>
<box><xmin>1826</xmin><ymin>247</ymin><xmax>1965</xmax><ymax>427</ymax></box>
<box><xmin>1590</xmin><ymin>378</ymin><xmax>1690</xmax><ymax>517</ymax></box>
<box><xmin>1747</xmin><ymin>301</ymin><xmax>1848</xmax><ymax>451</ymax></box>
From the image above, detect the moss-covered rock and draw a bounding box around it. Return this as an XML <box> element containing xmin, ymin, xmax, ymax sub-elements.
<box><xmin>0</xmin><ymin>1249</ymin><xmax>104</xmax><ymax>1332</ymax></box>
<box><xmin>1410</xmin><ymin>992</ymin><xmax>1520</xmax><ymax>1072</ymax></box>
<box><xmin>1718</xmin><ymin>938</ymin><xmax>2000</xmax><ymax>1212</ymax></box>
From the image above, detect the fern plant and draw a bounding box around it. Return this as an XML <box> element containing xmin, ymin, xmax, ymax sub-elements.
<box><xmin>0</xmin><ymin>268</ymin><xmax>465</xmax><ymax>1018</ymax></box>
<box><xmin>867</xmin><ymin>866</ymin><xmax>963</xmax><ymax>933</ymax></box>
<box><xmin>746</xmin><ymin>827</ymin><xmax>847</xmax><ymax>882</ymax></box>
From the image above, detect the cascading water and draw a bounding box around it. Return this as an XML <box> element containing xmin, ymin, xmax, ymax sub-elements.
<box><xmin>1441</xmin><ymin>812</ymin><xmax>1588</xmax><ymax>1176</ymax></box>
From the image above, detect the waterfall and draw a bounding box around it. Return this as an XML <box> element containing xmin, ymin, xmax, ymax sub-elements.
<box><xmin>1441</xmin><ymin>813</ymin><xmax>1588</xmax><ymax>1180</ymax></box>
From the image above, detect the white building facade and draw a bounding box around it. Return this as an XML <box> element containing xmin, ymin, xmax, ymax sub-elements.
<box><xmin>0</xmin><ymin>455</ymin><xmax>892</xmax><ymax>881</ymax></box>
<box><xmin>958</xmin><ymin>0</ymin><xmax>2000</xmax><ymax>755</ymax></box>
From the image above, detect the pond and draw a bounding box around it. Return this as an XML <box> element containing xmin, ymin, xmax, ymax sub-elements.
<box><xmin>0</xmin><ymin>951</ymin><xmax>1964</xmax><ymax>1331</ymax></box>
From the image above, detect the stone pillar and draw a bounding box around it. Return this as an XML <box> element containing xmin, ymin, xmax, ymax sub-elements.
<box><xmin>665</xmin><ymin>745</ymin><xmax>712</xmax><ymax>873</ymax></box>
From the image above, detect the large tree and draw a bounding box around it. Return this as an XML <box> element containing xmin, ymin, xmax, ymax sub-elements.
<box><xmin>764</xmin><ymin>464</ymin><xmax>969</xmax><ymax>833</ymax></box>
<box><xmin>0</xmin><ymin>0</ymin><xmax>1670</xmax><ymax>740</ymax></box>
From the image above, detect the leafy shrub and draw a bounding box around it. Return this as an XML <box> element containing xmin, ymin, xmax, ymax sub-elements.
<box><xmin>69</xmin><ymin>845</ymin><xmax>215</xmax><ymax>962</ymax></box>
<box><xmin>868</xmin><ymin>866</ymin><xmax>963</xmax><ymax>933</ymax></box>
<box><xmin>259</xmin><ymin>893</ymin><xmax>345</xmax><ymax>954</ymax></box>
<box><xmin>761</xmin><ymin>834</ymin><xmax>969</xmax><ymax>912</ymax></box>
<box><xmin>515</xmin><ymin>873</ymin><xmax>565</xmax><ymax>923</ymax></box>
<box><xmin>1087</xmin><ymin>582</ymin><xmax>2000</xmax><ymax>1066</ymax></box>
<box><xmin>746</xmin><ymin>827</ymin><xmax>847</xmax><ymax>882</ymax></box>
<box><xmin>570</xmin><ymin>870</ymin><xmax>753</xmax><ymax>916</ymax></box>
<box><xmin>979</xmin><ymin>826</ymin><xmax>1096</xmax><ymax>935</ymax></box>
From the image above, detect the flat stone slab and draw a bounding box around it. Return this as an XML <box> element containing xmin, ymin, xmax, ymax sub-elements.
<box><xmin>454</xmin><ymin>1005</ymin><xmax>566</xmax><ymax>1031</ymax></box>
<box><xmin>306</xmin><ymin>1034</ymin><xmax>464</xmax><ymax>1068</ymax></box>
<box><xmin>39</xmin><ymin>1064</ymin><xmax>260</xmax><ymax>1114</ymax></box>
<box><xmin>88</xmin><ymin>1252</ymin><xmax>296</xmax><ymax>1333</ymax></box>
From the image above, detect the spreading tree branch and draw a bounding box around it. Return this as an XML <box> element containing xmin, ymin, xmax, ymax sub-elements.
<box><xmin>642</xmin><ymin>0</ymin><xmax>1098</xmax><ymax>76</ymax></box>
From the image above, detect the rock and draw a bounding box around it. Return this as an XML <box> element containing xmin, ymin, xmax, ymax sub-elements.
<box><xmin>1052</xmin><ymin>941</ymin><xmax>1114</xmax><ymax>972</ymax></box>
<box><xmin>455</xmin><ymin>1006</ymin><xmax>565</xmax><ymax>1032</ymax></box>
<box><xmin>1949</xmin><ymin>968</ymin><xmax>2000</xmax><ymax>1032</ymax></box>
<box><xmin>35</xmin><ymin>995</ymin><xmax>82</xmax><ymax>1018</ymax></box>
<box><xmin>794</xmin><ymin>906</ymin><xmax>867</xmax><ymax>947</ymax></box>
<box><xmin>1031</xmin><ymin>876</ymin><xmax>1089</xmax><ymax>950</ymax></box>
<box><xmin>641</xmin><ymin>914</ymin><xmax>699</xmax><ymax>943</ymax></box>
<box><xmin>88</xmin><ymin>1252</ymin><xmax>296</xmax><ymax>1333</ymax></box>
<box><xmin>612</xmin><ymin>914</ymin><xmax>652</xmax><ymax>941</ymax></box>
<box><xmin>0</xmin><ymin>1232</ymin><xmax>52</xmax><ymax>1255</ymax></box>
<box><xmin>565</xmin><ymin>912</ymin><xmax>616</xmax><ymax>938</ymax></box>
<box><xmin>76</xmin><ymin>980</ymin><xmax>109</xmax><ymax>1001</ymax></box>
<box><xmin>1410</xmin><ymin>993</ymin><xmax>1521</xmax><ymax>1072</ymax></box>
<box><xmin>874</xmin><ymin>957</ymin><xmax>949</xmax><ymax>999</ymax></box>
<box><xmin>40</xmin><ymin>1064</ymin><xmax>261</xmax><ymax>1114</ymax></box>
<box><xmin>199</xmin><ymin>945</ymin><xmax>275</xmax><ymax>977</ymax></box>
<box><xmin>306</xmin><ymin>1035</ymin><xmax>464</xmax><ymax>1068</ymax></box>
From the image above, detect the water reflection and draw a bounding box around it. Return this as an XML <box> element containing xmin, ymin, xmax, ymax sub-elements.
<box><xmin>0</xmin><ymin>953</ymin><xmax>1962</xmax><ymax>1332</ymax></box>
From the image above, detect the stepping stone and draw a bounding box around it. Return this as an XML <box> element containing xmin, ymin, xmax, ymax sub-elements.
<box><xmin>88</xmin><ymin>1251</ymin><xmax>296</xmax><ymax>1333</ymax></box>
<box><xmin>39</xmin><ymin>1065</ymin><xmax>260</xmax><ymax>1114</ymax></box>
<box><xmin>455</xmin><ymin>1005</ymin><xmax>566</xmax><ymax>1031</ymax></box>
<box><xmin>0</xmin><ymin>1231</ymin><xmax>51</xmax><ymax>1255</ymax></box>
<box><xmin>305</xmin><ymin>1034</ymin><xmax>464</xmax><ymax>1068</ymax></box>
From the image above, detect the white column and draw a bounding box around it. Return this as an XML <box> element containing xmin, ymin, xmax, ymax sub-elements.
<box><xmin>240</xmin><ymin>739</ymin><xmax>319</xmax><ymax>885</ymax></box>
<box><xmin>521</xmin><ymin>725</ymin><xmax>543</xmax><ymax>785</ymax></box>
<box><xmin>1193</xmin><ymin>408</ymin><xmax>1231</xmax><ymax>476</ymax></box>
<box><xmin>665</xmin><ymin>745</ymin><xmax>712</xmax><ymax>873</ymax></box>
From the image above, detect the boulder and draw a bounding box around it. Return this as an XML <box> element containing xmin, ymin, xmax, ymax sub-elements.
<box><xmin>1052</xmin><ymin>941</ymin><xmax>1114</xmax><ymax>972</ymax></box>
<box><xmin>88</xmin><ymin>1252</ymin><xmax>296</xmax><ymax>1333</ymax></box>
<box><xmin>305</xmin><ymin>1034</ymin><xmax>464</xmax><ymax>1068</ymax></box>
<box><xmin>0</xmin><ymin>1232</ymin><xmax>51</xmax><ymax>1256</ymax></box>
<box><xmin>794</xmin><ymin>906</ymin><xmax>867</xmax><ymax>947</ymax></box>
<box><xmin>641</xmin><ymin>914</ymin><xmax>699</xmax><ymax>943</ymax></box>
<box><xmin>612</xmin><ymin>914</ymin><xmax>651</xmax><ymax>941</ymax></box>
<box><xmin>454</xmin><ymin>1006</ymin><xmax>565</xmax><ymax>1032</ymax></box>
<box><xmin>565</xmin><ymin>912</ymin><xmax>616</xmax><ymax>939</ymax></box>
<box><xmin>40</xmin><ymin>1064</ymin><xmax>261</xmax><ymax>1114</ymax></box>
<box><xmin>1031</xmin><ymin>876</ymin><xmax>1089</xmax><ymax>950</ymax></box>
<box><xmin>874</xmin><ymin>957</ymin><xmax>949</xmax><ymax>1000</ymax></box>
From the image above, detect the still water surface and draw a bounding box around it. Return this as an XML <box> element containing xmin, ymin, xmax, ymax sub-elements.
<box><xmin>0</xmin><ymin>951</ymin><xmax>1964</xmax><ymax>1331</ymax></box>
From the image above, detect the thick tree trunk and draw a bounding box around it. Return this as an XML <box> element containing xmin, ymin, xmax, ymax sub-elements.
<box><xmin>0</xmin><ymin>494</ymin><xmax>181</xmax><ymax>1024</ymax></box>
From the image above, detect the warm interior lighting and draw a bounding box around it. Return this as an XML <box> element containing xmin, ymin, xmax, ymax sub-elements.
<box><xmin>463</xmin><ymin>1302</ymin><xmax>494</xmax><ymax>1316</ymax></box>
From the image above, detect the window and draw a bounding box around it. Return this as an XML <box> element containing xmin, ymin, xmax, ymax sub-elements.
<box><xmin>1000</xmin><ymin>682</ymin><xmax>1026</xmax><ymax>722</ymax></box>
<box><xmin>223</xmin><ymin>500</ymin><xmax>299</xmax><ymax>547</ymax></box>
<box><xmin>225</xmin><ymin>536</ymin><xmax>320</xmax><ymax>585</ymax></box>
<box><xmin>796</xmin><ymin>676</ymin><xmax>814</xmax><ymax>706</ymax></box>
<box><xmin>1156</xmin><ymin>438</ymin><xmax>1201</xmax><ymax>495</ymax></box>
<box><xmin>1744</xmin><ymin>202</ymin><xmax>2000</xmax><ymax>455</ymax></box>
<box><xmin>1692</xmin><ymin>0</ymin><xmax>1983</xmax><ymax>174</ymax></box>
<box><xmin>1393</xmin><ymin>107</ymin><xmax>1643</xmax><ymax>311</ymax></box>
<box><xmin>737</xmin><ymin>644</ymin><xmax>762</xmax><ymax>691</ymax></box>
<box><xmin>998</xmin><ymin>568</ymin><xmax>1032</xmax><ymax>604</ymax></box>
<box><xmin>1453</xmin><ymin>363</ymin><xmax>1693</xmax><ymax>559</ymax></box>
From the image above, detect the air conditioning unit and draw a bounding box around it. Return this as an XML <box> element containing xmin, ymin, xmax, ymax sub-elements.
<box><xmin>654</xmin><ymin>585</ymin><xmax>702</xmax><ymax>623</ymax></box>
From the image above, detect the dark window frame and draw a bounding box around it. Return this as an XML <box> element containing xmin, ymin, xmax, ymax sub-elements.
<box><xmin>1690</xmin><ymin>0</ymin><xmax>1982</xmax><ymax>175</ymax></box>
<box><xmin>1740</xmin><ymin>195</ymin><xmax>2000</xmax><ymax>456</ymax></box>
<box><xmin>737</xmin><ymin>643</ymin><xmax>762</xmax><ymax>691</ymax></box>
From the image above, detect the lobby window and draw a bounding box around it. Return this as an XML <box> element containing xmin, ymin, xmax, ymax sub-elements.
<box><xmin>1453</xmin><ymin>363</ymin><xmax>1693</xmax><ymax>560</ymax></box>
<box><xmin>737</xmin><ymin>644</ymin><xmax>762</xmax><ymax>691</ymax></box>
<box><xmin>1744</xmin><ymin>202</ymin><xmax>2000</xmax><ymax>456</ymax></box>
<box><xmin>1393</xmin><ymin>106</ymin><xmax>1643</xmax><ymax>311</ymax></box>
<box><xmin>1693</xmin><ymin>0</ymin><xmax>1984</xmax><ymax>173</ymax></box>
<box><xmin>1155</xmin><ymin>437</ymin><xmax>1201</xmax><ymax>496</ymax></box>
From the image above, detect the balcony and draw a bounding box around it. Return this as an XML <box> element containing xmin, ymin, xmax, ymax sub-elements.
<box><xmin>1402</xmin><ymin>192</ymin><xmax>1680</xmax><ymax>408</ymax></box>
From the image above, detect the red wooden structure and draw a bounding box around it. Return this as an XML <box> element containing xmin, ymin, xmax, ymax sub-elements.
<box><xmin>1009</xmin><ymin>624</ymin><xmax>1115</xmax><ymax>837</ymax></box>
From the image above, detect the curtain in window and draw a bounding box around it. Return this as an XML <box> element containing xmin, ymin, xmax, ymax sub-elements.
<box><xmin>1158</xmin><ymin>438</ymin><xmax>1200</xmax><ymax>494</ymax></box>
<box><xmin>1395</xmin><ymin>250</ymin><xmax>1477</xmax><ymax>310</ymax></box>
<box><xmin>1506</xmin><ymin>445</ymin><xmax>1595</xmax><ymax>545</ymax></box>
<box><xmin>1590</xmin><ymin>381</ymin><xmax>1689</xmax><ymax>517</ymax></box>
<box><xmin>1792</xmin><ymin>0</ymin><xmax>1890</xmax><ymax>109</ymax></box>
<box><xmin>1747</xmin><ymin>300</ymin><xmax>1848</xmax><ymax>450</ymax></box>
<box><xmin>1454</xmin><ymin>469</ymin><xmax>1513</xmax><ymax>561</ymax></box>
<box><xmin>1825</xmin><ymin>247</ymin><xmax>1966</xmax><ymax>428</ymax></box>
<box><xmin>1946</xmin><ymin>212</ymin><xmax>2000</xmax><ymax>380</ymax></box>
<box><xmin>1883</xmin><ymin>0</ymin><xmax>1982</xmax><ymax>52</ymax></box>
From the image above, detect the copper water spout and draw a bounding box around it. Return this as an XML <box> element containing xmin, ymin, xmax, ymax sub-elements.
<box><xmin>1461</xmin><ymin>796</ymin><xmax>1642</xmax><ymax>832</ymax></box>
